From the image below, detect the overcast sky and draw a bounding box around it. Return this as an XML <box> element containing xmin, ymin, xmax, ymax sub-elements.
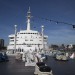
<box><xmin>0</xmin><ymin>0</ymin><xmax>75</xmax><ymax>46</ymax></box>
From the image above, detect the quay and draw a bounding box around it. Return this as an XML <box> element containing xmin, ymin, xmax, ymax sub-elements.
<box><xmin>0</xmin><ymin>56</ymin><xmax>34</xmax><ymax>75</ymax></box>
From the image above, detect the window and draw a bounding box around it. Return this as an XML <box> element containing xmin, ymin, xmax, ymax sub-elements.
<box><xmin>25</xmin><ymin>40</ymin><xmax>28</xmax><ymax>41</ymax></box>
<box><xmin>22</xmin><ymin>49</ymin><xmax>23</xmax><ymax>52</ymax></box>
<box><xmin>20</xmin><ymin>49</ymin><xmax>21</xmax><ymax>52</ymax></box>
<box><xmin>10</xmin><ymin>44</ymin><xmax>14</xmax><ymax>45</ymax></box>
<box><xmin>44</xmin><ymin>37</ymin><xmax>47</xmax><ymax>39</ymax></box>
<box><xmin>30</xmin><ymin>40</ymin><xmax>33</xmax><ymax>41</ymax></box>
<box><xmin>27</xmin><ymin>44</ymin><xmax>31</xmax><ymax>47</ymax></box>
<box><xmin>10</xmin><ymin>37</ymin><xmax>14</xmax><ymax>39</ymax></box>
<box><xmin>10</xmin><ymin>40</ymin><xmax>14</xmax><ymax>41</ymax></box>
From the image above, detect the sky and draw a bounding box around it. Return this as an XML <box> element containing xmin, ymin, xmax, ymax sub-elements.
<box><xmin>0</xmin><ymin>0</ymin><xmax>75</xmax><ymax>46</ymax></box>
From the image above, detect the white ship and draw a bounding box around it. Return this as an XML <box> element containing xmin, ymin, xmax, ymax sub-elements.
<box><xmin>7</xmin><ymin>7</ymin><xmax>48</xmax><ymax>55</ymax></box>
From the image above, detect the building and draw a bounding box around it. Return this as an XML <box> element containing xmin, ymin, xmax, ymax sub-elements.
<box><xmin>7</xmin><ymin>8</ymin><xmax>48</xmax><ymax>54</ymax></box>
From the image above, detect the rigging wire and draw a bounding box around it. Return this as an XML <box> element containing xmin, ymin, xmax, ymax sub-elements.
<box><xmin>34</xmin><ymin>17</ymin><xmax>75</xmax><ymax>28</ymax></box>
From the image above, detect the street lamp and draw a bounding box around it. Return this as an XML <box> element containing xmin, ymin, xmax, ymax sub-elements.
<box><xmin>41</xmin><ymin>25</ymin><xmax>44</xmax><ymax>53</ymax></box>
<box><xmin>14</xmin><ymin>25</ymin><xmax>17</xmax><ymax>53</ymax></box>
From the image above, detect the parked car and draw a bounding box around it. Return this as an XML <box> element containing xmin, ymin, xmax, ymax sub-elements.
<box><xmin>34</xmin><ymin>62</ymin><xmax>53</xmax><ymax>75</ymax></box>
<box><xmin>55</xmin><ymin>52</ymin><xmax>68</xmax><ymax>61</ymax></box>
<box><xmin>0</xmin><ymin>52</ymin><xmax>9</xmax><ymax>62</ymax></box>
<box><xmin>38</xmin><ymin>66</ymin><xmax>53</xmax><ymax>75</ymax></box>
<box><xmin>34</xmin><ymin>62</ymin><xmax>46</xmax><ymax>75</ymax></box>
<box><xmin>41</xmin><ymin>54</ymin><xmax>48</xmax><ymax>60</ymax></box>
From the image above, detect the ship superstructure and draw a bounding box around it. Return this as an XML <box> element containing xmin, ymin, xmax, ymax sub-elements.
<box><xmin>7</xmin><ymin>7</ymin><xmax>48</xmax><ymax>54</ymax></box>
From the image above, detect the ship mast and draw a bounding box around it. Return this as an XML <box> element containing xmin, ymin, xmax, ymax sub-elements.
<box><xmin>27</xmin><ymin>7</ymin><xmax>32</xmax><ymax>31</ymax></box>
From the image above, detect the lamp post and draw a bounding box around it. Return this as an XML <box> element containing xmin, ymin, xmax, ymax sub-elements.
<box><xmin>14</xmin><ymin>25</ymin><xmax>17</xmax><ymax>53</ymax></box>
<box><xmin>41</xmin><ymin>25</ymin><xmax>44</xmax><ymax>53</ymax></box>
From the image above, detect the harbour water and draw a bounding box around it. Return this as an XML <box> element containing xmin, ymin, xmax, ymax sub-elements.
<box><xmin>0</xmin><ymin>56</ymin><xmax>75</xmax><ymax>75</ymax></box>
<box><xmin>45</xmin><ymin>56</ymin><xmax>75</xmax><ymax>75</ymax></box>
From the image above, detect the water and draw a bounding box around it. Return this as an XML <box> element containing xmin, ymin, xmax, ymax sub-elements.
<box><xmin>0</xmin><ymin>56</ymin><xmax>75</xmax><ymax>75</ymax></box>
<box><xmin>45</xmin><ymin>56</ymin><xmax>75</xmax><ymax>75</ymax></box>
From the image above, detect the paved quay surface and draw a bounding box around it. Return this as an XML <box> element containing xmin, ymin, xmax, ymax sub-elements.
<box><xmin>0</xmin><ymin>56</ymin><xmax>35</xmax><ymax>75</ymax></box>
